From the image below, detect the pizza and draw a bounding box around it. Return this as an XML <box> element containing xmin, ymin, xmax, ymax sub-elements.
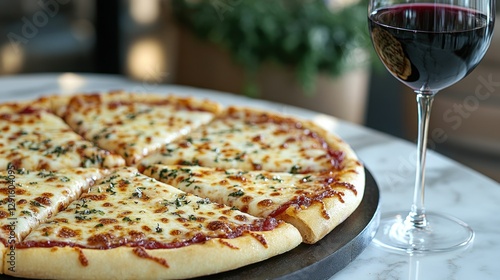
<box><xmin>139</xmin><ymin>106</ymin><xmax>354</xmax><ymax>173</ymax></box>
<box><xmin>0</xmin><ymin>103</ymin><xmax>125</xmax><ymax>171</ymax></box>
<box><xmin>139</xmin><ymin>106</ymin><xmax>364</xmax><ymax>243</ymax></box>
<box><xmin>0</xmin><ymin>91</ymin><xmax>365</xmax><ymax>279</ymax></box>
<box><xmin>61</xmin><ymin>91</ymin><xmax>222</xmax><ymax>165</ymax></box>
<box><xmin>0</xmin><ymin>167</ymin><xmax>109</xmax><ymax>267</ymax></box>
<box><xmin>13</xmin><ymin>167</ymin><xmax>301</xmax><ymax>279</ymax></box>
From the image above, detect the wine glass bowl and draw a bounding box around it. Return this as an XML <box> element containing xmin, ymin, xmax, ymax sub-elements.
<box><xmin>368</xmin><ymin>0</ymin><xmax>495</xmax><ymax>253</ymax></box>
<box><xmin>369</xmin><ymin>2</ymin><xmax>495</xmax><ymax>93</ymax></box>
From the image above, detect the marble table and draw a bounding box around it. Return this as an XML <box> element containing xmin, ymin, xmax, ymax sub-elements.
<box><xmin>1</xmin><ymin>73</ymin><xmax>499</xmax><ymax>280</ymax></box>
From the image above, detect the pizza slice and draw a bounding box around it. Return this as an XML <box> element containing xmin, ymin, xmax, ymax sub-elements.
<box><xmin>0</xmin><ymin>105</ymin><xmax>125</xmax><ymax>171</ymax></box>
<box><xmin>139</xmin><ymin>106</ymin><xmax>358</xmax><ymax>173</ymax></box>
<box><xmin>11</xmin><ymin>167</ymin><xmax>302</xmax><ymax>279</ymax></box>
<box><xmin>0</xmin><ymin>167</ymin><xmax>108</xmax><ymax>267</ymax></box>
<box><xmin>62</xmin><ymin>91</ymin><xmax>222</xmax><ymax>165</ymax></box>
<box><xmin>143</xmin><ymin>164</ymin><xmax>364</xmax><ymax>244</ymax></box>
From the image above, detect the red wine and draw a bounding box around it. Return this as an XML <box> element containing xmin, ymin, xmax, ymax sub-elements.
<box><xmin>369</xmin><ymin>4</ymin><xmax>493</xmax><ymax>92</ymax></box>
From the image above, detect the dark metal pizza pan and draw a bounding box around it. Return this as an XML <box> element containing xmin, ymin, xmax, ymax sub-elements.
<box><xmin>5</xmin><ymin>168</ymin><xmax>379</xmax><ymax>280</ymax></box>
<box><xmin>197</xmin><ymin>167</ymin><xmax>381</xmax><ymax>280</ymax></box>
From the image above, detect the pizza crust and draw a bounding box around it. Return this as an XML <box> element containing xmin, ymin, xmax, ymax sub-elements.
<box><xmin>277</xmin><ymin>168</ymin><xmax>365</xmax><ymax>244</ymax></box>
<box><xmin>236</xmin><ymin>111</ymin><xmax>365</xmax><ymax>244</ymax></box>
<box><xmin>8</xmin><ymin>223</ymin><xmax>302</xmax><ymax>279</ymax></box>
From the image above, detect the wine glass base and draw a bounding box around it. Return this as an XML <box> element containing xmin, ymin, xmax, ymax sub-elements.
<box><xmin>373</xmin><ymin>211</ymin><xmax>474</xmax><ymax>254</ymax></box>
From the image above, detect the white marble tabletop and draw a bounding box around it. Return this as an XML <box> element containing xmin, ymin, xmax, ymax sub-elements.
<box><xmin>1</xmin><ymin>73</ymin><xmax>499</xmax><ymax>280</ymax></box>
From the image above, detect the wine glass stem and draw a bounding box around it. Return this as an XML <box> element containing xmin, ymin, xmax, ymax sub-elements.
<box><xmin>407</xmin><ymin>91</ymin><xmax>436</xmax><ymax>229</ymax></box>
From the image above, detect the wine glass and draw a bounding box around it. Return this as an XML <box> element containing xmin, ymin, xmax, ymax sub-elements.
<box><xmin>368</xmin><ymin>0</ymin><xmax>495</xmax><ymax>253</ymax></box>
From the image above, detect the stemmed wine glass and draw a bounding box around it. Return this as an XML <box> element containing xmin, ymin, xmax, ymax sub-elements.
<box><xmin>368</xmin><ymin>0</ymin><xmax>495</xmax><ymax>253</ymax></box>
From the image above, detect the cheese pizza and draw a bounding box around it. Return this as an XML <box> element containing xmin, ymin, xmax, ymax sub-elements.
<box><xmin>139</xmin><ymin>106</ymin><xmax>352</xmax><ymax>173</ymax></box>
<box><xmin>11</xmin><ymin>167</ymin><xmax>302</xmax><ymax>279</ymax></box>
<box><xmin>0</xmin><ymin>91</ymin><xmax>365</xmax><ymax>279</ymax></box>
<box><xmin>139</xmin><ymin>106</ymin><xmax>364</xmax><ymax>243</ymax></box>
<box><xmin>0</xmin><ymin>167</ymin><xmax>108</xmax><ymax>269</ymax></box>
<box><xmin>0</xmin><ymin>104</ymin><xmax>125</xmax><ymax>171</ymax></box>
<box><xmin>62</xmin><ymin>91</ymin><xmax>222</xmax><ymax>165</ymax></box>
<box><xmin>142</xmin><ymin>164</ymin><xmax>363</xmax><ymax>244</ymax></box>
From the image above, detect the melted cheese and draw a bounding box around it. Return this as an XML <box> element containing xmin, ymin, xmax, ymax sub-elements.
<box><xmin>143</xmin><ymin>165</ymin><xmax>351</xmax><ymax>218</ymax></box>
<box><xmin>0</xmin><ymin>168</ymin><xmax>108</xmax><ymax>242</ymax></box>
<box><xmin>64</xmin><ymin>93</ymin><xmax>219</xmax><ymax>165</ymax></box>
<box><xmin>140</xmin><ymin>106</ymin><xmax>344</xmax><ymax>173</ymax></box>
<box><xmin>21</xmin><ymin>167</ymin><xmax>271</xmax><ymax>249</ymax></box>
<box><xmin>0</xmin><ymin>110</ymin><xmax>125</xmax><ymax>170</ymax></box>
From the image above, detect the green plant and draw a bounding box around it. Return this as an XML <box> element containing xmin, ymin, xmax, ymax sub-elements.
<box><xmin>172</xmin><ymin>0</ymin><xmax>373</xmax><ymax>95</ymax></box>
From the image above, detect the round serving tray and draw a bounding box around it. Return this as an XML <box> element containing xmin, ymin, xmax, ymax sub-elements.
<box><xmin>198</xmin><ymin>167</ymin><xmax>381</xmax><ymax>280</ymax></box>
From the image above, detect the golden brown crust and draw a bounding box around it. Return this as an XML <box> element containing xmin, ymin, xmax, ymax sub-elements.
<box><xmin>283</xmin><ymin>119</ymin><xmax>365</xmax><ymax>243</ymax></box>
<box><xmin>277</xmin><ymin>170</ymin><xmax>364</xmax><ymax>243</ymax></box>
<box><xmin>8</xmin><ymin>223</ymin><xmax>301</xmax><ymax>279</ymax></box>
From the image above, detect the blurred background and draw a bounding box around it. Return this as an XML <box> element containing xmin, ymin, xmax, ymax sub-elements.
<box><xmin>0</xmin><ymin>0</ymin><xmax>498</xmax><ymax>182</ymax></box>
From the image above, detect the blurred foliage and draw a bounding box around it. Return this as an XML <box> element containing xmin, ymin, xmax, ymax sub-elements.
<box><xmin>172</xmin><ymin>0</ymin><xmax>374</xmax><ymax>95</ymax></box>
